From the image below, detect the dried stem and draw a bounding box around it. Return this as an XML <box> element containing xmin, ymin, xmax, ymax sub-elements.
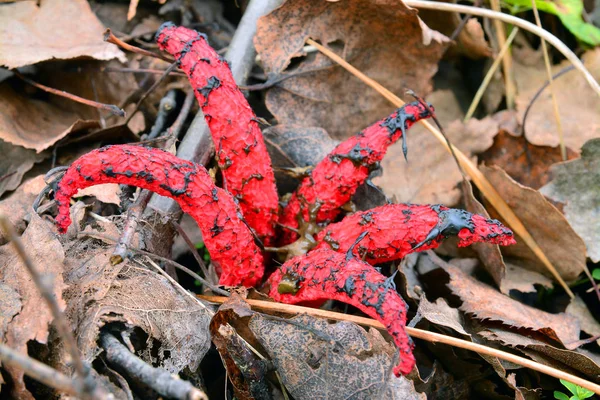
<box><xmin>464</xmin><ymin>27</ymin><xmax>519</xmax><ymax>121</ymax></box>
<box><xmin>488</xmin><ymin>0</ymin><xmax>516</xmax><ymax>109</ymax></box>
<box><xmin>111</xmin><ymin>190</ymin><xmax>153</xmax><ymax>265</ymax></box>
<box><xmin>0</xmin><ymin>343</ymin><xmax>82</xmax><ymax>397</ymax></box>
<box><xmin>14</xmin><ymin>71</ymin><xmax>125</xmax><ymax>117</ymax></box>
<box><xmin>171</xmin><ymin>220</ymin><xmax>213</xmax><ymax>285</ymax></box>
<box><xmin>199</xmin><ymin>295</ymin><xmax>600</xmax><ymax>395</ymax></box>
<box><xmin>104</xmin><ymin>29</ymin><xmax>173</xmax><ymax>63</ymax></box>
<box><xmin>530</xmin><ymin>0</ymin><xmax>566</xmax><ymax>161</ymax></box>
<box><xmin>0</xmin><ymin>217</ymin><xmax>95</xmax><ymax>397</ymax></box>
<box><xmin>100</xmin><ymin>333</ymin><xmax>207</xmax><ymax>400</ymax></box>
<box><xmin>306</xmin><ymin>37</ymin><xmax>575</xmax><ymax>298</ymax></box>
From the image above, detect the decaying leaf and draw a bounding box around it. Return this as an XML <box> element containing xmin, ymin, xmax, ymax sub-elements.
<box><xmin>566</xmin><ymin>296</ymin><xmax>600</xmax><ymax>343</ymax></box>
<box><xmin>0</xmin><ymin>0</ymin><xmax>125</xmax><ymax>69</ymax></box>
<box><xmin>255</xmin><ymin>0</ymin><xmax>448</xmax><ymax>139</ymax></box>
<box><xmin>0</xmin><ymin>214</ymin><xmax>66</xmax><ymax>399</ymax></box>
<box><xmin>249</xmin><ymin>313</ymin><xmax>425</xmax><ymax>399</ymax></box>
<box><xmin>515</xmin><ymin>48</ymin><xmax>600</xmax><ymax>152</ymax></box>
<box><xmin>480</xmin><ymin>165</ymin><xmax>586</xmax><ymax>281</ymax></box>
<box><xmin>0</xmin><ymin>82</ymin><xmax>100</xmax><ymax>152</ymax></box>
<box><xmin>500</xmin><ymin>263</ymin><xmax>553</xmax><ymax>295</ymax></box>
<box><xmin>442</xmin><ymin>262</ymin><xmax>580</xmax><ymax>346</ymax></box>
<box><xmin>540</xmin><ymin>138</ymin><xmax>600</xmax><ymax>262</ymax></box>
<box><xmin>479</xmin><ymin>130</ymin><xmax>578</xmax><ymax>190</ymax></box>
<box><xmin>374</xmin><ymin>115</ymin><xmax>498</xmax><ymax>205</ymax></box>
<box><xmin>417</xmin><ymin>296</ymin><xmax>469</xmax><ymax>336</ymax></box>
<box><xmin>76</xmin><ymin>184</ymin><xmax>122</xmax><ymax>207</ymax></box>
<box><xmin>0</xmin><ymin>142</ymin><xmax>46</xmax><ymax>197</ymax></box>
<box><xmin>0</xmin><ymin>175</ymin><xmax>47</xmax><ymax>244</ymax></box>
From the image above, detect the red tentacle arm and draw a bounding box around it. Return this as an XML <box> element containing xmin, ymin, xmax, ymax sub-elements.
<box><xmin>268</xmin><ymin>248</ymin><xmax>415</xmax><ymax>376</ymax></box>
<box><xmin>54</xmin><ymin>145</ymin><xmax>264</xmax><ymax>287</ymax></box>
<box><xmin>315</xmin><ymin>204</ymin><xmax>516</xmax><ymax>264</ymax></box>
<box><xmin>279</xmin><ymin>102</ymin><xmax>433</xmax><ymax>244</ymax></box>
<box><xmin>156</xmin><ymin>23</ymin><xmax>278</xmax><ymax>244</ymax></box>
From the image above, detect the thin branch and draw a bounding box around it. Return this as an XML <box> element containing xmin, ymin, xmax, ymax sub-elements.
<box><xmin>104</xmin><ymin>29</ymin><xmax>173</xmax><ymax>63</ymax></box>
<box><xmin>464</xmin><ymin>27</ymin><xmax>519</xmax><ymax>121</ymax></box>
<box><xmin>199</xmin><ymin>295</ymin><xmax>600</xmax><ymax>395</ymax></box>
<box><xmin>111</xmin><ymin>190</ymin><xmax>153</xmax><ymax>265</ymax></box>
<box><xmin>171</xmin><ymin>220</ymin><xmax>213</xmax><ymax>284</ymax></box>
<box><xmin>0</xmin><ymin>343</ymin><xmax>82</xmax><ymax>397</ymax></box>
<box><xmin>100</xmin><ymin>333</ymin><xmax>207</xmax><ymax>400</ymax></box>
<box><xmin>14</xmin><ymin>71</ymin><xmax>125</xmax><ymax>117</ymax></box>
<box><xmin>0</xmin><ymin>217</ymin><xmax>96</xmax><ymax>397</ymax></box>
<box><xmin>530</xmin><ymin>0</ymin><xmax>566</xmax><ymax>161</ymax></box>
<box><xmin>402</xmin><ymin>0</ymin><xmax>600</xmax><ymax>98</ymax></box>
<box><xmin>488</xmin><ymin>0</ymin><xmax>517</xmax><ymax>109</ymax></box>
<box><xmin>163</xmin><ymin>88</ymin><xmax>196</xmax><ymax>150</ymax></box>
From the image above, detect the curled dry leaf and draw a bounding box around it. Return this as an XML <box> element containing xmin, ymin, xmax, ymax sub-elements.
<box><xmin>374</xmin><ymin>115</ymin><xmax>498</xmax><ymax>205</ymax></box>
<box><xmin>255</xmin><ymin>0</ymin><xmax>447</xmax><ymax>139</ymax></box>
<box><xmin>480</xmin><ymin>165</ymin><xmax>586</xmax><ymax>281</ymax></box>
<box><xmin>0</xmin><ymin>0</ymin><xmax>125</xmax><ymax>68</ymax></box>
<box><xmin>442</xmin><ymin>262</ymin><xmax>580</xmax><ymax>346</ymax></box>
<box><xmin>515</xmin><ymin>48</ymin><xmax>600</xmax><ymax>151</ymax></box>
<box><xmin>249</xmin><ymin>313</ymin><xmax>425</xmax><ymax>400</ymax></box>
<box><xmin>566</xmin><ymin>296</ymin><xmax>600</xmax><ymax>344</ymax></box>
<box><xmin>540</xmin><ymin>138</ymin><xmax>600</xmax><ymax>262</ymax></box>
<box><xmin>0</xmin><ymin>82</ymin><xmax>100</xmax><ymax>152</ymax></box>
<box><xmin>76</xmin><ymin>184</ymin><xmax>122</xmax><ymax>207</ymax></box>
<box><xmin>500</xmin><ymin>262</ymin><xmax>553</xmax><ymax>295</ymax></box>
<box><xmin>416</xmin><ymin>296</ymin><xmax>469</xmax><ymax>336</ymax></box>
<box><xmin>0</xmin><ymin>214</ymin><xmax>66</xmax><ymax>399</ymax></box>
<box><xmin>0</xmin><ymin>142</ymin><xmax>45</xmax><ymax>197</ymax></box>
<box><xmin>0</xmin><ymin>175</ymin><xmax>47</xmax><ymax>244</ymax></box>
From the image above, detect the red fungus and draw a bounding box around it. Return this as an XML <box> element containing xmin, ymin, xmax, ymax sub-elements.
<box><xmin>156</xmin><ymin>23</ymin><xmax>279</xmax><ymax>244</ymax></box>
<box><xmin>54</xmin><ymin>145</ymin><xmax>264</xmax><ymax>287</ymax></box>
<box><xmin>279</xmin><ymin>102</ymin><xmax>433</xmax><ymax>244</ymax></box>
<box><xmin>268</xmin><ymin>248</ymin><xmax>415</xmax><ymax>376</ymax></box>
<box><xmin>315</xmin><ymin>204</ymin><xmax>516</xmax><ymax>264</ymax></box>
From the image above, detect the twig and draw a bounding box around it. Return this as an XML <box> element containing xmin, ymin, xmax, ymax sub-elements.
<box><xmin>103</xmin><ymin>67</ymin><xmax>186</xmax><ymax>77</ymax></box>
<box><xmin>14</xmin><ymin>71</ymin><xmax>125</xmax><ymax>117</ymax></box>
<box><xmin>239</xmin><ymin>64</ymin><xmax>335</xmax><ymax>91</ymax></box>
<box><xmin>146</xmin><ymin>90</ymin><xmax>177</xmax><ymax>140</ymax></box>
<box><xmin>402</xmin><ymin>0</ymin><xmax>600</xmax><ymax>98</ymax></box>
<box><xmin>306</xmin><ymin>37</ymin><xmax>575</xmax><ymax>298</ymax></box>
<box><xmin>0</xmin><ymin>343</ymin><xmax>82</xmax><ymax>397</ymax></box>
<box><xmin>464</xmin><ymin>27</ymin><xmax>519</xmax><ymax>121</ymax></box>
<box><xmin>0</xmin><ymin>217</ymin><xmax>96</xmax><ymax>398</ymax></box>
<box><xmin>104</xmin><ymin>29</ymin><xmax>173</xmax><ymax>63</ymax></box>
<box><xmin>171</xmin><ymin>220</ymin><xmax>213</xmax><ymax>285</ymax></box>
<box><xmin>442</xmin><ymin>0</ymin><xmax>483</xmax><ymax>56</ymax></box>
<box><xmin>521</xmin><ymin>65</ymin><xmax>574</xmax><ymax>137</ymax></box>
<box><xmin>199</xmin><ymin>295</ymin><xmax>600</xmax><ymax>395</ymax></box>
<box><xmin>100</xmin><ymin>333</ymin><xmax>207</xmax><ymax>400</ymax></box>
<box><xmin>488</xmin><ymin>0</ymin><xmax>517</xmax><ymax>109</ymax></box>
<box><xmin>80</xmin><ymin>231</ymin><xmax>230</xmax><ymax>297</ymax></box>
<box><xmin>163</xmin><ymin>88</ymin><xmax>196</xmax><ymax>150</ymax></box>
<box><xmin>124</xmin><ymin>62</ymin><xmax>179</xmax><ymax>125</ymax></box>
<box><xmin>530</xmin><ymin>0</ymin><xmax>566</xmax><ymax>161</ymax></box>
<box><xmin>111</xmin><ymin>190</ymin><xmax>153</xmax><ymax>265</ymax></box>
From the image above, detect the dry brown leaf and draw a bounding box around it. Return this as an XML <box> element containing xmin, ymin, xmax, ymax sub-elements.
<box><xmin>566</xmin><ymin>296</ymin><xmax>600</xmax><ymax>342</ymax></box>
<box><xmin>500</xmin><ymin>263</ymin><xmax>553</xmax><ymax>295</ymax></box>
<box><xmin>249</xmin><ymin>313</ymin><xmax>425</xmax><ymax>400</ymax></box>
<box><xmin>255</xmin><ymin>0</ymin><xmax>448</xmax><ymax>139</ymax></box>
<box><xmin>481</xmin><ymin>327</ymin><xmax>600</xmax><ymax>380</ymax></box>
<box><xmin>0</xmin><ymin>141</ymin><xmax>46</xmax><ymax>197</ymax></box>
<box><xmin>540</xmin><ymin>138</ymin><xmax>600</xmax><ymax>262</ymax></box>
<box><xmin>0</xmin><ymin>175</ymin><xmax>46</xmax><ymax>244</ymax></box>
<box><xmin>443</xmin><ymin>262</ymin><xmax>580</xmax><ymax>345</ymax></box>
<box><xmin>0</xmin><ymin>0</ymin><xmax>125</xmax><ymax>68</ymax></box>
<box><xmin>480</xmin><ymin>165</ymin><xmax>586</xmax><ymax>281</ymax></box>
<box><xmin>417</xmin><ymin>296</ymin><xmax>469</xmax><ymax>336</ymax></box>
<box><xmin>63</xmin><ymin>232</ymin><xmax>212</xmax><ymax>375</ymax></box>
<box><xmin>76</xmin><ymin>184</ymin><xmax>121</xmax><ymax>206</ymax></box>
<box><xmin>0</xmin><ymin>214</ymin><xmax>66</xmax><ymax>399</ymax></box>
<box><xmin>479</xmin><ymin>130</ymin><xmax>578</xmax><ymax>190</ymax></box>
<box><xmin>462</xmin><ymin>179</ymin><xmax>506</xmax><ymax>286</ymax></box>
<box><xmin>374</xmin><ymin>114</ymin><xmax>498</xmax><ymax>205</ymax></box>
<box><xmin>0</xmin><ymin>82</ymin><xmax>100</xmax><ymax>152</ymax></box>
<box><xmin>515</xmin><ymin>47</ymin><xmax>600</xmax><ymax>151</ymax></box>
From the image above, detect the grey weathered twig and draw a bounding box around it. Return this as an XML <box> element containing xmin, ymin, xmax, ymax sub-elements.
<box><xmin>100</xmin><ymin>333</ymin><xmax>207</xmax><ymax>400</ymax></box>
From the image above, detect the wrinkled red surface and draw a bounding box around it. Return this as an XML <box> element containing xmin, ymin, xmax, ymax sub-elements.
<box><xmin>315</xmin><ymin>204</ymin><xmax>516</xmax><ymax>264</ymax></box>
<box><xmin>279</xmin><ymin>102</ymin><xmax>433</xmax><ymax>244</ymax></box>
<box><xmin>268</xmin><ymin>248</ymin><xmax>414</xmax><ymax>376</ymax></box>
<box><xmin>54</xmin><ymin>145</ymin><xmax>264</xmax><ymax>287</ymax></box>
<box><xmin>156</xmin><ymin>24</ymin><xmax>278</xmax><ymax>244</ymax></box>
